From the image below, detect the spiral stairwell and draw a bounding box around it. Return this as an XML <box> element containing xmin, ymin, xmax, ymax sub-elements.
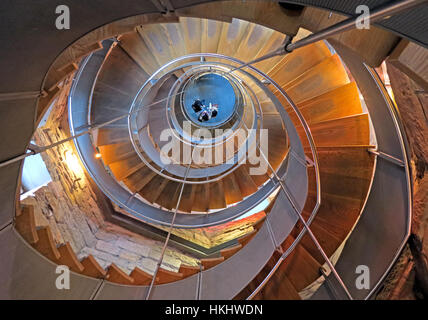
<box><xmin>1</xmin><ymin>0</ymin><xmax>421</xmax><ymax>300</ymax></box>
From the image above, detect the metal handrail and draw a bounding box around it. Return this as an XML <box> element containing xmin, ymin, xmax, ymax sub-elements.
<box><xmin>15</xmin><ymin>0</ymin><xmax>417</xmax><ymax>299</ymax></box>
<box><xmin>132</xmin><ymin>52</ymin><xmax>321</xmax><ymax>206</ymax></box>
<box><xmin>362</xmin><ymin>65</ymin><xmax>412</xmax><ymax>299</ymax></box>
<box><xmin>68</xmin><ymin>49</ymin><xmax>321</xmax><ymax>226</ymax></box>
<box><xmin>127</xmin><ymin>59</ymin><xmax>261</xmax><ymax>184</ymax></box>
<box><xmin>129</xmin><ymin>53</ymin><xmax>326</xmax><ymax>296</ymax></box>
<box><xmin>67</xmin><ymin>47</ymin><xmax>328</xmax><ymax>290</ymax></box>
<box><xmin>172</xmin><ymin>67</ymin><xmax>250</xmax><ymax>147</ymax></box>
<box><xmin>146</xmin><ymin>160</ymin><xmax>193</xmax><ymax>299</ymax></box>
<box><xmin>69</xmin><ymin>50</ymin><xmax>292</xmax><ymax>228</ymax></box>
<box><xmin>163</xmin><ymin>65</ymin><xmax>254</xmax><ymax>162</ymax></box>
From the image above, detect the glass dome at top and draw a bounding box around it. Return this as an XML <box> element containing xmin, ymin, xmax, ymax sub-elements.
<box><xmin>182</xmin><ymin>73</ymin><xmax>237</xmax><ymax>127</ymax></box>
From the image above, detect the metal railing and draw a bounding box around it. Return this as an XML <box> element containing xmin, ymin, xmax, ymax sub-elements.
<box><xmin>68</xmin><ymin>47</ymin><xmax>304</xmax><ymax>231</ymax></box>
<box><xmin>128</xmin><ymin>61</ymin><xmax>260</xmax><ymax>184</ymax></box>
<box><xmin>10</xmin><ymin>0</ymin><xmax>417</xmax><ymax>300</ymax></box>
<box><xmin>123</xmin><ymin>51</ymin><xmax>330</xmax><ymax>298</ymax></box>
<box><xmin>66</xmin><ymin>44</ymin><xmax>336</xmax><ymax>298</ymax></box>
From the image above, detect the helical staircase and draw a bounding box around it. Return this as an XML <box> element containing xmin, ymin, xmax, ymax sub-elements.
<box><xmin>1</xmin><ymin>0</ymin><xmax>419</xmax><ymax>300</ymax></box>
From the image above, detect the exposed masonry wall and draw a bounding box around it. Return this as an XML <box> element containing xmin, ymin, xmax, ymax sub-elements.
<box><xmin>114</xmin><ymin>204</ymin><xmax>265</xmax><ymax>249</ymax></box>
<box><xmin>21</xmin><ymin>75</ymin><xmax>265</xmax><ymax>276</ymax></box>
<box><xmin>21</xmin><ymin>76</ymin><xmax>199</xmax><ymax>275</ymax></box>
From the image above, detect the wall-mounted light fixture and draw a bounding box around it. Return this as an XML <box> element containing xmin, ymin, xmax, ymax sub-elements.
<box><xmin>63</xmin><ymin>149</ymin><xmax>84</xmax><ymax>178</ymax></box>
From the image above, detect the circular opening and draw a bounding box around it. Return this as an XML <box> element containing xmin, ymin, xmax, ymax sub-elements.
<box><xmin>182</xmin><ymin>73</ymin><xmax>237</xmax><ymax>127</ymax></box>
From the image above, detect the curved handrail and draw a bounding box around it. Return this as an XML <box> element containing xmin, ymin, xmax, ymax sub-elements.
<box><xmin>306</xmin><ymin>47</ymin><xmax>412</xmax><ymax>300</ymax></box>
<box><xmin>362</xmin><ymin>65</ymin><xmax>412</xmax><ymax>298</ymax></box>
<box><xmin>127</xmin><ymin>58</ymin><xmax>261</xmax><ymax>184</ymax></box>
<box><xmin>69</xmin><ymin>47</ymin><xmax>321</xmax><ymax>232</ymax></box>
<box><xmin>100</xmin><ymin>50</ymin><xmax>325</xmax><ymax>296</ymax></box>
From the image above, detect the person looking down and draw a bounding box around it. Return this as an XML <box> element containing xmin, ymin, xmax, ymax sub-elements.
<box><xmin>192</xmin><ymin>99</ymin><xmax>204</xmax><ymax>113</ymax></box>
<box><xmin>208</xmin><ymin>103</ymin><xmax>218</xmax><ymax>118</ymax></box>
<box><xmin>198</xmin><ymin>110</ymin><xmax>210</xmax><ymax>122</ymax></box>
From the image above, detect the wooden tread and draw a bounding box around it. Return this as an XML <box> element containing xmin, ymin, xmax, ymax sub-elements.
<box><xmin>80</xmin><ymin>255</ymin><xmax>107</xmax><ymax>278</ymax></box>
<box><xmin>15</xmin><ymin>205</ymin><xmax>39</xmax><ymax>244</ymax></box>
<box><xmin>32</xmin><ymin>227</ymin><xmax>61</xmax><ymax>262</ymax></box>
<box><xmin>220</xmin><ymin>244</ymin><xmax>242</xmax><ymax>260</ymax></box>
<box><xmin>156</xmin><ymin>268</ymin><xmax>184</xmax><ymax>284</ymax></box>
<box><xmin>179</xmin><ymin>265</ymin><xmax>201</xmax><ymax>278</ymax></box>
<box><xmin>56</xmin><ymin>243</ymin><xmax>85</xmax><ymax>273</ymax></box>
<box><xmin>130</xmin><ymin>267</ymin><xmax>155</xmax><ymax>285</ymax></box>
<box><xmin>200</xmin><ymin>256</ymin><xmax>225</xmax><ymax>270</ymax></box>
<box><xmin>106</xmin><ymin>263</ymin><xmax>134</xmax><ymax>285</ymax></box>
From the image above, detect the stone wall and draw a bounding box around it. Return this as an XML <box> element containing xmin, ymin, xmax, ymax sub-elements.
<box><xmin>115</xmin><ymin>203</ymin><xmax>266</xmax><ymax>249</ymax></box>
<box><xmin>21</xmin><ymin>75</ymin><xmax>199</xmax><ymax>275</ymax></box>
<box><xmin>20</xmin><ymin>74</ymin><xmax>266</xmax><ymax>277</ymax></box>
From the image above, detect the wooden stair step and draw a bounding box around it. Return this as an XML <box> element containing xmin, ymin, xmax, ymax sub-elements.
<box><xmin>307</xmin><ymin>145</ymin><xmax>375</xmax><ymax>179</ymax></box>
<box><xmin>217</xmin><ymin>18</ymin><xmax>250</xmax><ymax>57</ymax></box>
<box><xmin>234</xmin><ymin>166</ymin><xmax>258</xmax><ymax>197</ymax></box>
<box><xmin>287</xmin><ymin>82</ymin><xmax>363</xmax><ymax>125</ymax></box>
<box><xmin>223</xmin><ymin>174</ymin><xmax>243</xmax><ymax>205</ymax></box>
<box><xmin>296</xmin><ymin>114</ymin><xmax>370</xmax><ymax>147</ymax></box>
<box><xmin>164</xmin><ymin>22</ymin><xmax>187</xmax><ymax>57</ymax></box>
<box><xmin>308</xmin><ymin>169</ymin><xmax>372</xmax><ymax>201</ymax></box>
<box><xmin>251</xmin><ymin>31</ymin><xmax>286</xmax><ymax>74</ymax></box>
<box><xmin>180</xmin><ymin>17</ymin><xmax>202</xmax><ymax>54</ymax></box>
<box><xmin>137</xmin><ymin>24</ymin><xmax>177</xmax><ymax>67</ymax></box>
<box><xmin>106</xmin><ymin>263</ymin><xmax>134</xmax><ymax>285</ymax></box>
<box><xmin>118</xmin><ymin>32</ymin><xmax>160</xmax><ymax>75</ymax></box>
<box><xmin>123</xmin><ymin>165</ymin><xmax>157</xmax><ymax>193</ymax></box>
<box><xmin>15</xmin><ymin>205</ymin><xmax>39</xmax><ymax>244</ymax></box>
<box><xmin>268</xmin><ymin>41</ymin><xmax>332</xmax><ymax>86</ymax></box>
<box><xmin>57</xmin><ymin>243</ymin><xmax>85</xmax><ymax>273</ymax></box>
<box><xmin>130</xmin><ymin>267</ymin><xmax>156</xmax><ymax>285</ymax></box>
<box><xmin>283</xmin><ymin>243</ymin><xmax>322</xmax><ymax>291</ymax></box>
<box><xmin>303</xmin><ymin>192</ymin><xmax>364</xmax><ymax>241</ymax></box>
<box><xmin>140</xmin><ymin>175</ymin><xmax>170</xmax><ymax>204</ymax></box>
<box><xmin>91</xmin><ymin>82</ymin><xmax>135</xmax><ymax>119</ymax></box>
<box><xmin>235</xmin><ymin>23</ymin><xmax>274</xmax><ymax>62</ymax></box>
<box><xmin>178</xmin><ymin>184</ymin><xmax>196</xmax><ymax>212</ymax></box>
<box><xmin>280</xmin><ymin>54</ymin><xmax>350</xmax><ymax>103</ymax></box>
<box><xmin>191</xmin><ymin>183</ymin><xmax>210</xmax><ymax>212</ymax></box>
<box><xmin>97</xmin><ymin>142</ymin><xmax>135</xmax><ymax>165</ymax></box>
<box><xmin>201</xmin><ymin>19</ymin><xmax>223</xmax><ymax>53</ymax></box>
<box><xmin>156</xmin><ymin>268</ymin><xmax>184</xmax><ymax>284</ymax></box>
<box><xmin>220</xmin><ymin>244</ymin><xmax>243</xmax><ymax>260</ymax></box>
<box><xmin>109</xmin><ymin>155</ymin><xmax>145</xmax><ymax>181</ymax></box>
<box><xmin>294</xmin><ymin>222</ymin><xmax>342</xmax><ymax>265</ymax></box>
<box><xmin>260</xmin><ymin>100</ymin><xmax>278</xmax><ymax>114</ymax></box>
<box><xmin>179</xmin><ymin>265</ymin><xmax>201</xmax><ymax>278</ymax></box>
<box><xmin>208</xmin><ymin>181</ymin><xmax>227</xmax><ymax>209</ymax></box>
<box><xmin>200</xmin><ymin>256</ymin><xmax>225</xmax><ymax>270</ymax></box>
<box><xmin>259</xmin><ymin>274</ymin><xmax>302</xmax><ymax>300</ymax></box>
<box><xmin>95</xmin><ymin>127</ymin><xmax>129</xmax><ymax>146</ymax></box>
<box><xmin>156</xmin><ymin>181</ymin><xmax>181</xmax><ymax>210</ymax></box>
<box><xmin>32</xmin><ymin>226</ymin><xmax>61</xmax><ymax>262</ymax></box>
<box><xmin>249</xmin><ymin>169</ymin><xmax>270</xmax><ymax>187</ymax></box>
<box><xmin>95</xmin><ymin>45</ymin><xmax>148</xmax><ymax>96</ymax></box>
<box><xmin>235</xmin><ymin>237</ymin><xmax>293</xmax><ymax>300</ymax></box>
<box><xmin>80</xmin><ymin>255</ymin><xmax>107</xmax><ymax>278</ymax></box>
